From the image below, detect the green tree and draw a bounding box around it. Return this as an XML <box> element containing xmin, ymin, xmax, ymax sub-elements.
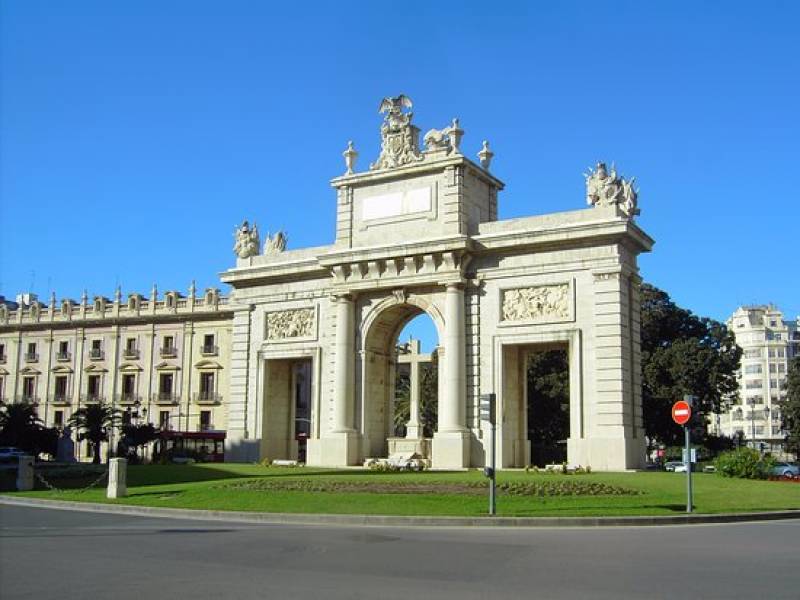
<box><xmin>120</xmin><ymin>423</ymin><xmax>160</xmax><ymax>461</ymax></box>
<box><xmin>526</xmin><ymin>350</ymin><xmax>570</xmax><ymax>465</ymax></box>
<box><xmin>68</xmin><ymin>402</ymin><xmax>121</xmax><ymax>464</ymax></box>
<box><xmin>0</xmin><ymin>401</ymin><xmax>60</xmax><ymax>458</ymax></box>
<box><xmin>780</xmin><ymin>356</ymin><xmax>800</xmax><ymax>456</ymax></box>
<box><xmin>641</xmin><ymin>284</ymin><xmax>742</xmax><ymax>448</ymax></box>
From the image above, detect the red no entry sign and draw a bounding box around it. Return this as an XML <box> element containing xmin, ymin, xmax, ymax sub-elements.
<box><xmin>672</xmin><ymin>400</ymin><xmax>692</xmax><ymax>425</ymax></box>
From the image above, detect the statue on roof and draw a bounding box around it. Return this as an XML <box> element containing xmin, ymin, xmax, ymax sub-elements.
<box><xmin>584</xmin><ymin>162</ymin><xmax>640</xmax><ymax>218</ymax></box>
<box><xmin>263</xmin><ymin>230</ymin><xmax>287</xmax><ymax>255</ymax></box>
<box><xmin>233</xmin><ymin>220</ymin><xmax>260</xmax><ymax>259</ymax></box>
<box><xmin>370</xmin><ymin>94</ymin><xmax>423</xmax><ymax>170</ymax></box>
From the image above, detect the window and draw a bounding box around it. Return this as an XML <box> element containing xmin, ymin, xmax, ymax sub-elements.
<box><xmin>778</xmin><ymin>363</ymin><xmax>786</xmax><ymax>373</ymax></box>
<box><xmin>770</xmin><ymin>320</ymin><xmax>777</xmax><ymax>327</ymax></box>
<box><xmin>745</xmin><ymin>364</ymin><xmax>762</xmax><ymax>374</ymax></box>
<box><xmin>200</xmin><ymin>410</ymin><xmax>211</xmax><ymax>431</ymax></box>
<box><xmin>163</xmin><ymin>336</ymin><xmax>174</xmax><ymax>350</ymax></box>
<box><xmin>202</xmin><ymin>334</ymin><xmax>216</xmax><ymax>355</ymax></box>
<box><xmin>775</xmin><ymin>333</ymin><xmax>782</xmax><ymax>340</ymax></box>
<box><xmin>124</xmin><ymin>337</ymin><xmax>138</xmax><ymax>358</ymax></box>
<box><xmin>57</xmin><ymin>340</ymin><xmax>70</xmax><ymax>360</ymax></box>
<box><xmin>90</xmin><ymin>339</ymin><xmax>103</xmax><ymax>359</ymax></box>
<box><xmin>22</xmin><ymin>376</ymin><xmax>36</xmax><ymax>400</ymax></box>
<box><xmin>769</xmin><ymin>364</ymin><xmax>777</xmax><ymax>373</ymax></box>
<box><xmin>122</xmin><ymin>374</ymin><xmax>136</xmax><ymax>399</ymax></box>
<box><xmin>54</xmin><ymin>375</ymin><xmax>68</xmax><ymax>400</ymax></box>
<box><xmin>0</xmin><ymin>342</ymin><xmax>5</xmax><ymax>358</ymax></box>
<box><xmin>87</xmin><ymin>375</ymin><xmax>101</xmax><ymax>399</ymax></box>
<box><xmin>159</xmin><ymin>373</ymin><xmax>174</xmax><ymax>399</ymax></box>
<box><xmin>26</xmin><ymin>342</ymin><xmax>37</xmax><ymax>361</ymax></box>
<box><xmin>0</xmin><ymin>376</ymin><xmax>4</xmax><ymax>400</ymax></box>
<box><xmin>744</xmin><ymin>349</ymin><xmax>761</xmax><ymax>359</ymax></box>
<box><xmin>54</xmin><ymin>410</ymin><xmax>64</xmax><ymax>428</ymax></box>
<box><xmin>777</xmin><ymin>348</ymin><xmax>785</xmax><ymax>358</ymax></box>
<box><xmin>200</xmin><ymin>372</ymin><xmax>215</xmax><ymax>399</ymax></box>
<box><xmin>159</xmin><ymin>410</ymin><xmax>171</xmax><ymax>429</ymax></box>
<box><xmin>745</xmin><ymin>380</ymin><xmax>762</xmax><ymax>389</ymax></box>
<box><xmin>770</xmin><ymin>379</ymin><xmax>778</xmax><ymax>389</ymax></box>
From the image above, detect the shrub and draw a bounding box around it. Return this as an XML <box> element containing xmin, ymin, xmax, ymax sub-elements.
<box><xmin>714</xmin><ymin>448</ymin><xmax>775</xmax><ymax>479</ymax></box>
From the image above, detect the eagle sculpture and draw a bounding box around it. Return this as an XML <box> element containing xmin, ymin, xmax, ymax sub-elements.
<box><xmin>378</xmin><ymin>94</ymin><xmax>413</xmax><ymax>114</ymax></box>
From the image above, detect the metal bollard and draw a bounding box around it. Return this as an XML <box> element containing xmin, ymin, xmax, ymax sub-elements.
<box><xmin>107</xmin><ymin>458</ymin><xmax>127</xmax><ymax>499</ymax></box>
<box><xmin>16</xmin><ymin>455</ymin><xmax>34</xmax><ymax>491</ymax></box>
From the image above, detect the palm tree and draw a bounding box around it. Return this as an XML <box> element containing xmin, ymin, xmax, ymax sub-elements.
<box><xmin>68</xmin><ymin>402</ymin><xmax>121</xmax><ymax>464</ymax></box>
<box><xmin>0</xmin><ymin>400</ymin><xmax>42</xmax><ymax>450</ymax></box>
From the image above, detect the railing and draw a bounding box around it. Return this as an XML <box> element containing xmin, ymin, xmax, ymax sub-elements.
<box><xmin>56</xmin><ymin>351</ymin><xmax>71</xmax><ymax>361</ymax></box>
<box><xmin>160</xmin><ymin>346</ymin><xmax>177</xmax><ymax>358</ymax></box>
<box><xmin>116</xmin><ymin>394</ymin><xmax>141</xmax><ymax>405</ymax></box>
<box><xmin>152</xmin><ymin>392</ymin><xmax>179</xmax><ymax>405</ymax></box>
<box><xmin>24</xmin><ymin>352</ymin><xmax>39</xmax><ymax>362</ymax></box>
<box><xmin>17</xmin><ymin>395</ymin><xmax>39</xmax><ymax>404</ymax></box>
<box><xmin>200</xmin><ymin>345</ymin><xmax>218</xmax><ymax>356</ymax></box>
<box><xmin>123</xmin><ymin>348</ymin><xmax>140</xmax><ymax>359</ymax></box>
<box><xmin>52</xmin><ymin>394</ymin><xmax>71</xmax><ymax>404</ymax></box>
<box><xmin>80</xmin><ymin>394</ymin><xmax>104</xmax><ymax>404</ymax></box>
<box><xmin>89</xmin><ymin>349</ymin><xmax>105</xmax><ymax>360</ymax></box>
<box><xmin>194</xmin><ymin>392</ymin><xmax>222</xmax><ymax>404</ymax></box>
<box><xmin>197</xmin><ymin>424</ymin><xmax>217</xmax><ymax>432</ymax></box>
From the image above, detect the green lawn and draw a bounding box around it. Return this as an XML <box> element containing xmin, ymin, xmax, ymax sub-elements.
<box><xmin>6</xmin><ymin>464</ymin><xmax>799</xmax><ymax>517</ymax></box>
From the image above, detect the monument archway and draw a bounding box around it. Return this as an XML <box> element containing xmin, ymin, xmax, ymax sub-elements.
<box><xmin>359</xmin><ymin>293</ymin><xmax>443</xmax><ymax>462</ymax></box>
<box><xmin>223</xmin><ymin>94</ymin><xmax>653</xmax><ymax>471</ymax></box>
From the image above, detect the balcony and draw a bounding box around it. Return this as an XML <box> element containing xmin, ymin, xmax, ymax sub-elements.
<box><xmin>116</xmin><ymin>394</ymin><xmax>141</xmax><ymax>406</ymax></box>
<box><xmin>56</xmin><ymin>351</ymin><xmax>71</xmax><ymax>362</ymax></box>
<box><xmin>160</xmin><ymin>346</ymin><xmax>178</xmax><ymax>358</ymax></box>
<box><xmin>89</xmin><ymin>348</ymin><xmax>105</xmax><ymax>361</ymax></box>
<box><xmin>80</xmin><ymin>394</ymin><xmax>104</xmax><ymax>405</ymax></box>
<box><xmin>24</xmin><ymin>353</ymin><xmax>39</xmax><ymax>363</ymax></box>
<box><xmin>123</xmin><ymin>348</ymin><xmax>140</xmax><ymax>360</ymax></box>
<box><xmin>152</xmin><ymin>392</ymin><xmax>179</xmax><ymax>405</ymax></box>
<box><xmin>18</xmin><ymin>395</ymin><xmax>39</xmax><ymax>405</ymax></box>
<box><xmin>51</xmin><ymin>394</ymin><xmax>71</xmax><ymax>405</ymax></box>
<box><xmin>197</xmin><ymin>424</ymin><xmax>217</xmax><ymax>432</ymax></box>
<box><xmin>200</xmin><ymin>344</ymin><xmax>218</xmax><ymax>356</ymax></box>
<box><xmin>194</xmin><ymin>392</ymin><xmax>222</xmax><ymax>405</ymax></box>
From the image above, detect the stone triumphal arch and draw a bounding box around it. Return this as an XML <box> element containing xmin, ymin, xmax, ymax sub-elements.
<box><xmin>222</xmin><ymin>95</ymin><xmax>653</xmax><ymax>470</ymax></box>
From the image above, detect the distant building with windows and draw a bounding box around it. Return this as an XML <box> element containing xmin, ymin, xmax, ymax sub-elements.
<box><xmin>0</xmin><ymin>286</ymin><xmax>232</xmax><ymax>462</ymax></box>
<box><xmin>709</xmin><ymin>305</ymin><xmax>799</xmax><ymax>455</ymax></box>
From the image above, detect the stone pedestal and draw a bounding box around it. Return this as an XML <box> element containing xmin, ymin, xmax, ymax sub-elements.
<box><xmin>387</xmin><ymin>437</ymin><xmax>431</xmax><ymax>459</ymax></box>
<box><xmin>16</xmin><ymin>455</ymin><xmax>34</xmax><ymax>491</ymax></box>
<box><xmin>107</xmin><ymin>458</ymin><xmax>127</xmax><ymax>499</ymax></box>
<box><xmin>431</xmin><ymin>431</ymin><xmax>471</xmax><ymax>469</ymax></box>
<box><xmin>307</xmin><ymin>432</ymin><xmax>360</xmax><ymax>466</ymax></box>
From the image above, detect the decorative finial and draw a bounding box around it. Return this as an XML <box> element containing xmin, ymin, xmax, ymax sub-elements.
<box><xmin>81</xmin><ymin>289</ymin><xmax>88</xmax><ymax>305</ymax></box>
<box><xmin>151</xmin><ymin>283</ymin><xmax>158</xmax><ymax>301</ymax></box>
<box><xmin>343</xmin><ymin>141</ymin><xmax>358</xmax><ymax>175</ymax></box>
<box><xmin>478</xmin><ymin>140</ymin><xmax>494</xmax><ymax>170</ymax></box>
<box><xmin>264</xmin><ymin>230</ymin><xmax>287</xmax><ymax>255</ymax></box>
<box><xmin>50</xmin><ymin>291</ymin><xmax>56</xmax><ymax>307</ymax></box>
<box><xmin>189</xmin><ymin>280</ymin><xmax>196</xmax><ymax>299</ymax></box>
<box><xmin>449</xmin><ymin>118</ymin><xmax>463</xmax><ymax>154</ymax></box>
<box><xmin>114</xmin><ymin>286</ymin><xmax>122</xmax><ymax>303</ymax></box>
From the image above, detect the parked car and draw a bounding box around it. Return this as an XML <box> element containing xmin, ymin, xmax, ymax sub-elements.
<box><xmin>771</xmin><ymin>462</ymin><xmax>800</xmax><ymax>478</ymax></box>
<box><xmin>664</xmin><ymin>461</ymin><xmax>683</xmax><ymax>472</ymax></box>
<box><xmin>0</xmin><ymin>447</ymin><xmax>25</xmax><ymax>463</ymax></box>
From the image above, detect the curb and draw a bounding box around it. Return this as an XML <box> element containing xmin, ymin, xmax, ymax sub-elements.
<box><xmin>2</xmin><ymin>495</ymin><xmax>799</xmax><ymax>528</ymax></box>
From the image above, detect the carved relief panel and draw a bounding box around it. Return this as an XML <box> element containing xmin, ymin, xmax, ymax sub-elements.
<box><xmin>499</xmin><ymin>282</ymin><xmax>573</xmax><ymax>325</ymax></box>
<box><xmin>265</xmin><ymin>308</ymin><xmax>316</xmax><ymax>341</ymax></box>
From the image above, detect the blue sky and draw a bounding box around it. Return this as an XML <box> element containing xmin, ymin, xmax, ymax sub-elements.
<box><xmin>1</xmin><ymin>1</ymin><xmax>798</xmax><ymax>351</ymax></box>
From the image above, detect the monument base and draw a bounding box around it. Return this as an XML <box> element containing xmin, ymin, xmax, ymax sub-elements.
<box><xmin>387</xmin><ymin>437</ymin><xmax>431</xmax><ymax>460</ymax></box>
<box><xmin>306</xmin><ymin>431</ymin><xmax>361</xmax><ymax>466</ymax></box>
<box><xmin>431</xmin><ymin>430</ymin><xmax>471</xmax><ymax>469</ymax></box>
<box><xmin>568</xmin><ymin>435</ymin><xmax>646</xmax><ymax>471</ymax></box>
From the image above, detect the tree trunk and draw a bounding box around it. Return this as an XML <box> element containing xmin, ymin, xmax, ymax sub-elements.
<box><xmin>93</xmin><ymin>441</ymin><xmax>101</xmax><ymax>464</ymax></box>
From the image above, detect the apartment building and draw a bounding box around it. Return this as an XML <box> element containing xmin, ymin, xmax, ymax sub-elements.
<box><xmin>709</xmin><ymin>305</ymin><xmax>799</xmax><ymax>455</ymax></box>
<box><xmin>0</xmin><ymin>286</ymin><xmax>233</xmax><ymax>461</ymax></box>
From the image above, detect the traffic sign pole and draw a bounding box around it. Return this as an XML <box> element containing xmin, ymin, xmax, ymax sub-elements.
<box><xmin>684</xmin><ymin>425</ymin><xmax>693</xmax><ymax>514</ymax></box>
<box><xmin>480</xmin><ymin>393</ymin><xmax>497</xmax><ymax>516</ymax></box>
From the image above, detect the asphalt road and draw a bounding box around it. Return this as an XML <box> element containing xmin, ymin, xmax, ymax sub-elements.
<box><xmin>1</xmin><ymin>505</ymin><xmax>798</xmax><ymax>600</ymax></box>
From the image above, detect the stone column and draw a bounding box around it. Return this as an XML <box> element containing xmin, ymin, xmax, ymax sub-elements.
<box><xmin>432</xmin><ymin>283</ymin><xmax>470</xmax><ymax>468</ymax></box>
<box><xmin>332</xmin><ymin>294</ymin><xmax>355</xmax><ymax>433</ymax></box>
<box><xmin>441</xmin><ymin>283</ymin><xmax>466</xmax><ymax>432</ymax></box>
<box><xmin>406</xmin><ymin>354</ymin><xmax>422</xmax><ymax>439</ymax></box>
<box><xmin>107</xmin><ymin>457</ymin><xmax>127</xmax><ymax>498</ymax></box>
<box><xmin>16</xmin><ymin>455</ymin><xmax>34</xmax><ymax>491</ymax></box>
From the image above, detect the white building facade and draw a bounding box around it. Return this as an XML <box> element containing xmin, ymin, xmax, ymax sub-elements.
<box><xmin>710</xmin><ymin>305</ymin><xmax>799</xmax><ymax>454</ymax></box>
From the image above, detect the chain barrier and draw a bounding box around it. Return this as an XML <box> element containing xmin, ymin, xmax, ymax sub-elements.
<box><xmin>34</xmin><ymin>468</ymin><xmax>109</xmax><ymax>494</ymax></box>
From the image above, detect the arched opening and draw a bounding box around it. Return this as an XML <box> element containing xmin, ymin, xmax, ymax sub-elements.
<box><xmin>526</xmin><ymin>348</ymin><xmax>570</xmax><ymax>466</ymax></box>
<box><xmin>360</xmin><ymin>302</ymin><xmax>441</xmax><ymax>462</ymax></box>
